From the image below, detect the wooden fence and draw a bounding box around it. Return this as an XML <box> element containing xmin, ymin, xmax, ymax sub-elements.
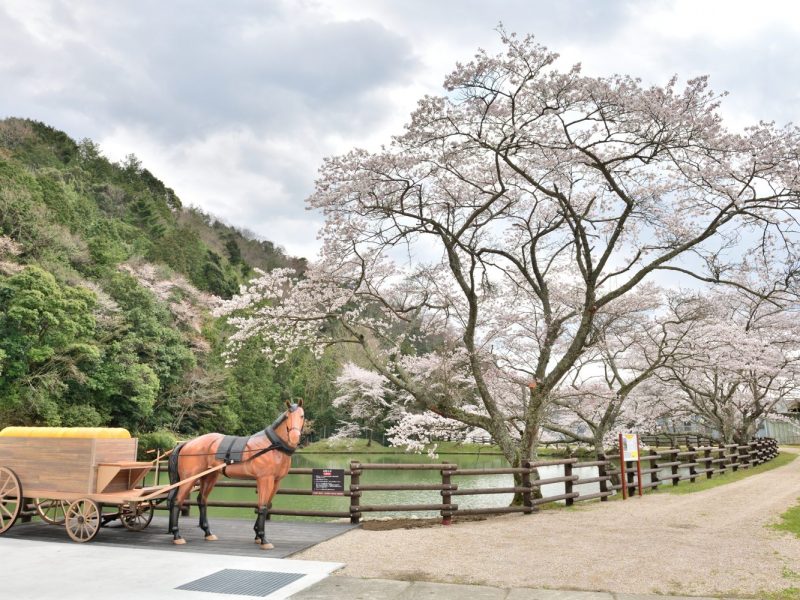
<box><xmin>162</xmin><ymin>438</ymin><xmax>779</xmax><ymax>524</ymax></box>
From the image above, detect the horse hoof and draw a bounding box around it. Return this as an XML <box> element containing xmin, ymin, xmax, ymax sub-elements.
<box><xmin>173</xmin><ymin>538</ymin><xmax>187</xmax><ymax>545</ymax></box>
<box><xmin>205</xmin><ymin>534</ymin><xmax>218</xmax><ymax>541</ymax></box>
<box><xmin>259</xmin><ymin>543</ymin><xmax>274</xmax><ymax>550</ymax></box>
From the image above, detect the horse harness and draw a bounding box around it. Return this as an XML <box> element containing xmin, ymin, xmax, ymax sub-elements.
<box><xmin>216</xmin><ymin>404</ymin><xmax>302</xmax><ymax>476</ymax></box>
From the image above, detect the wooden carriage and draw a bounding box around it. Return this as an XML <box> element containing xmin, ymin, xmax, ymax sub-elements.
<box><xmin>0</xmin><ymin>427</ymin><xmax>222</xmax><ymax>542</ymax></box>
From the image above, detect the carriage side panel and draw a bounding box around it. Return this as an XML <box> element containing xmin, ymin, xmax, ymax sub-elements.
<box><xmin>0</xmin><ymin>437</ymin><xmax>138</xmax><ymax>495</ymax></box>
<box><xmin>0</xmin><ymin>437</ymin><xmax>96</xmax><ymax>494</ymax></box>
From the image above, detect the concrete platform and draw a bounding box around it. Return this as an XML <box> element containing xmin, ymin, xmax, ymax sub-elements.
<box><xmin>0</xmin><ymin>537</ymin><xmax>342</xmax><ymax>600</ymax></box>
<box><xmin>4</xmin><ymin>516</ymin><xmax>357</xmax><ymax>558</ymax></box>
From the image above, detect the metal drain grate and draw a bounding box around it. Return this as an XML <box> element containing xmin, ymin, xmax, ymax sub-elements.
<box><xmin>176</xmin><ymin>568</ymin><xmax>305</xmax><ymax>597</ymax></box>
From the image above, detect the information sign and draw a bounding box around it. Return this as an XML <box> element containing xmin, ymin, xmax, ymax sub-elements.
<box><xmin>621</xmin><ymin>433</ymin><xmax>639</xmax><ymax>461</ymax></box>
<box><xmin>311</xmin><ymin>468</ymin><xmax>345</xmax><ymax>496</ymax></box>
<box><xmin>617</xmin><ymin>432</ymin><xmax>643</xmax><ymax>500</ymax></box>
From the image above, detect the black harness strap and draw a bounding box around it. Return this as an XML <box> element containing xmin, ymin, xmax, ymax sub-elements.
<box><xmin>263</xmin><ymin>426</ymin><xmax>296</xmax><ymax>456</ymax></box>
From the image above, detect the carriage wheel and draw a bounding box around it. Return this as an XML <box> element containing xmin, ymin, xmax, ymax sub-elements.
<box><xmin>35</xmin><ymin>498</ymin><xmax>69</xmax><ymax>525</ymax></box>
<box><xmin>0</xmin><ymin>467</ymin><xmax>22</xmax><ymax>534</ymax></box>
<box><xmin>121</xmin><ymin>500</ymin><xmax>154</xmax><ymax>531</ymax></box>
<box><xmin>65</xmin><ymin>499</ymin><xmax>100</xmax><ymax>542</ymax></box>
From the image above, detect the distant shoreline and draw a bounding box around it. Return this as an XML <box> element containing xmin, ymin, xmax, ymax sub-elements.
<box><xmin>298</xmin><ymin>450</ymin><xmax>505</xmax><ymax>456</ymax></box>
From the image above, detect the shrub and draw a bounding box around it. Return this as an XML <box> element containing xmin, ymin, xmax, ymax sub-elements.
<box><xmin>137</xmin><ymin>429</ymin><xmax>178</xmax><ymax>460</ymax></box>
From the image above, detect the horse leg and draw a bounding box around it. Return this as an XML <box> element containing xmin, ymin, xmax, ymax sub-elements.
<box><xmin>168</xmin><ymin>482</ymin><xmax>194</xmax><ymax>545</ymax></box>
<box><xmin>253</xmin><ymin>478</ymin><xmax>275</xmax><ymax>550</ymax></box>
<box><xmin>197</xmin><ymin>472</ymin><xmax>220</xmax><ymax>541</ymax></box>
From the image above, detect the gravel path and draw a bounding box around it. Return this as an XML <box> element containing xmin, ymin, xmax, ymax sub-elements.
<box><xmin>296</xmin><ymin>451</ymin><xmax>800</xmax><ymax>597</ymax></box>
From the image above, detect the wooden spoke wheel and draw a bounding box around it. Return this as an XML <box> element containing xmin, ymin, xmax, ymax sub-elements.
<box><xmin>35</xmin><ymin>498</ymin><xmax>69</xmax><ymax>525</ymax></box>
<box><xmin>65</xmin><ymin>498</ymin><xmax>100</xmax><ymax>542</ymax></box>
<box><xmin>0</xmin><ymin>467</ymin><xmax>23</xmax><ymax>534</ymax></box>
<box><xmin>121</xmin><ymin>500</ymin><xmax>154</xmax><ymax>531</ymax></box>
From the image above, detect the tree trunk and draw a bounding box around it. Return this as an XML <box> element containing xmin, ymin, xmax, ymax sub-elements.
<box><xmin>593</xmin><ymin>430</ymin><xmax>607</xmax><ymax>460</ymax></box>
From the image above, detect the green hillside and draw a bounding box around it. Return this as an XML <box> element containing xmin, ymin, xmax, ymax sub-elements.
<box><xmin>0</xmin><ymin>118</ymin><xmax>337</xmax><ymax>439</ymax></box>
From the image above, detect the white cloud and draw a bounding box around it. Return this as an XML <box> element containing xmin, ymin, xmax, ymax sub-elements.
<box><xmin>1</xmin><ymin>0</ymin><xmax>798</xmax><ymax>259</ymax></box>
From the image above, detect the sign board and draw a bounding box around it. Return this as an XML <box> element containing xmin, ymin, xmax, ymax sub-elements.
<box><xmin>620</xmin><ymin>433</ymin><xmax>639</xmax><ymax>461</ymax></box>
<box><xmin>617</xmin><ymin>432</ymin><xmax>643</xmax><ymax>500</ymax></box>
<box><xmin>311</xmin><ymin>468</ymin><xmax>345</xmax><ymax>496</ymax></box>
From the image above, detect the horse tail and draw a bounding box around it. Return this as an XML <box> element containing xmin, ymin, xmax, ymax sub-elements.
<box><xmin>167</xmin><ymin>442</ymin><xmax>186</xmax><ymax>501</ymax></box>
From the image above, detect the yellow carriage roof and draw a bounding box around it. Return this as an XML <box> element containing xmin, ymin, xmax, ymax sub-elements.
<box><xmin>0</xmin><ymin>427</ymin><xmax>131</xmax><ymax>439</ymax></box>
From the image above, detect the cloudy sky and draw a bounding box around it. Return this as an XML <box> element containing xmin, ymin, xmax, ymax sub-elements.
<box><xmin>2</xmin><ymin>0</ymin><xmax>799</xmax><ymax>258</ymax></box>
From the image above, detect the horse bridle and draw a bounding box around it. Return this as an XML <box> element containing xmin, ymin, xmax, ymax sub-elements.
<box><xmin>263</xmin><ymin>404</ymin><xmax>304</xmax><ymax>454</ymax></box>
<box><xmin>283</xmin><ymin>410</ymin><xmax>304</xmax><ymax>439</ymax></box>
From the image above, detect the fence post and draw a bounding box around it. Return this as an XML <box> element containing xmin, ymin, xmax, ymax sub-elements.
<box><xmin>649</xmin><ymin>449</ymin><xmax>659</xmax><ymax>490</ymax></box>
<box><xmin>521</xmin><ymin>460</ymin><xmax>534</xmax><ymax>512</ymax></box>
<box><xmin>669</xmin><ymin>449</ymin><xmax>679</xmax><ymax>486</ymax></box>
<box><xmin>718</xmin><ymin>444</ymin><xmax>728</xmax><ymax>475</ymax></box>
<box><xmin>597</xmin><ymin>453</ymin><xmax>609</xmax><ymax>501</ymax></box>
<box><xmin>441</xmin><ymin>462</ymin><xmax>454</xmax><ymax>525</ymax></box>
<box><xmin>349</xmin><ymin>461</ymin><xmax>361</xmax><ymax>525</ymax></box>
<box><xmin>564</xmin><ymin>461</ymin><xmax>574</xmax><ymax>506</ymax></box>
<box><xmin>749</xmin><ymin>441</ymin><xmax>759</xmax><ymax>466</ymax></box>
<box><xmin>740</xmin><ymin>443</ymin><xmax>751</xmax><ymax>468</ymax></box>
<box><xmin>625</xmin><ymin>457</ymin><xmax>636</xmax><ymax>496</ymax></box>
<box><xmin>688</xmin><ymin>445</ymin><xmax>697</xmax><ymax>483</ymax></box>
<box><xmin>154</xmin><ymin>448</ymin><xmax>161</xmax><ymax>487</ymax></box>
<box><xmin>704</xmin><ymin>447</ymin><xmax>713</xmax><ymax>479</ymax></box>
<box><xmin>730</xmin><ymin>444</ymin><xmax>739</xmax><ymax>472</ymax></box>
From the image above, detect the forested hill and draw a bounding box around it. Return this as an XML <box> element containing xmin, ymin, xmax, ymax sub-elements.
<box><xmin>0</xmin><ymin>118</ymin><xmax>338</xmax><ymax>441</ymax></box>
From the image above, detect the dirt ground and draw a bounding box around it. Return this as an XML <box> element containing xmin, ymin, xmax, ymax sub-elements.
<box><xmin>296</xmin><ymin>450</ymin><xmax>800</xmax><ymax>597</ymax></box>
<box><xmin>359</xmin><ymin>515</ymin><xmax>490</xmax><ymax>531</ymax></box>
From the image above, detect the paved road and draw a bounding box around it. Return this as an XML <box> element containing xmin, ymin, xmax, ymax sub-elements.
<box><xmin>289</xmin><ymin>577</ymin><xmax>755</xmax><ymax>599</ymax></box>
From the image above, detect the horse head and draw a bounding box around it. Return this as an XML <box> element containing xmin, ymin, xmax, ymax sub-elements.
<box><xmin>275</xmin><ymin>398</ymin><xmax>304</xmax><ymax>448</ymax></box>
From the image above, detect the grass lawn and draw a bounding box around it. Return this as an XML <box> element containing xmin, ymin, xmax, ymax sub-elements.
<box><xmin>774</xmin><ymin>498</ymin><xmax>800</xmax><ymax>538</ymax></box>
<box><xmin>656</xmin><ymin>451</ymin><xmax>797</xmax><ymax>495</ymax></box>
<box><xmin>762</xmin><ymin>589</ymin><xmax>800</xmax><ymax>600</ymax></box>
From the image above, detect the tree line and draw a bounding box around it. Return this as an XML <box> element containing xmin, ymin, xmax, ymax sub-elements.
<box><xmin>0</xmin><ymin>118</ymin><xmax>340</xmax><ymax>440</ymax></box>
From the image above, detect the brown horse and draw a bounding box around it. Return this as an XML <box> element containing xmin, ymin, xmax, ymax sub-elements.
<box><xmin>166</xmin><ymin>399</ymin><xmax>304</xmax><ymax>549</ymax></box>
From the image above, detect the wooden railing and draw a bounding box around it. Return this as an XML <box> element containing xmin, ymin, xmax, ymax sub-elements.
<box><xmin>639</xmin><ymin>432</ymin><xmax>719</xmax><ymax>448</ymax></box>
<box><xmin>161</xmin><ymin>437</ymin><xmax>779</xmax><ymax>523</ymax></box>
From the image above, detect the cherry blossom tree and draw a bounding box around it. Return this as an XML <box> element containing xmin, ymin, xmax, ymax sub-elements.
<box><xmin>216</xmin><ymin>30</ymin><xmax>800</xmax><ymax>469</ymax></box>
<box><xmin>330</xmin><ymin>362</ymin><xmax>400</xmax><ymax>446</ymax></box>
<box><xmin>651</xmin><ymin>290</ymin><xmax>800</xmax><ymax>444</ymax></box>
<box><xmin>544</xmin><ymin>289</ymin><xmax>699</xmax><ymax>454</ymax></box>
<box><xmin>332</xmin><ymin>349</ymin><xmax>491</xmax><ymax>452</ymax></box>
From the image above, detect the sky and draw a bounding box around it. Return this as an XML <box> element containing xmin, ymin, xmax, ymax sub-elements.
<box><xmin>1</xmin><ymin>0</ymin><xmax>799</xmax><ymax>259</ymax></box>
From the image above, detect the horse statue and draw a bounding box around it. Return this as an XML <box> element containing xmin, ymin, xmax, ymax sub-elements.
<box><xmin>166</xmin><ymin>399</ymin><xmax>305</xmax><ymax>549</ymax></box>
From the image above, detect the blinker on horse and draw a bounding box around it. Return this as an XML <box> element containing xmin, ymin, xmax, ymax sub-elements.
<box><xmin>166</xmin><ymin>399</ymin><xmax>305</xmax><ymax>549</ymax></box>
